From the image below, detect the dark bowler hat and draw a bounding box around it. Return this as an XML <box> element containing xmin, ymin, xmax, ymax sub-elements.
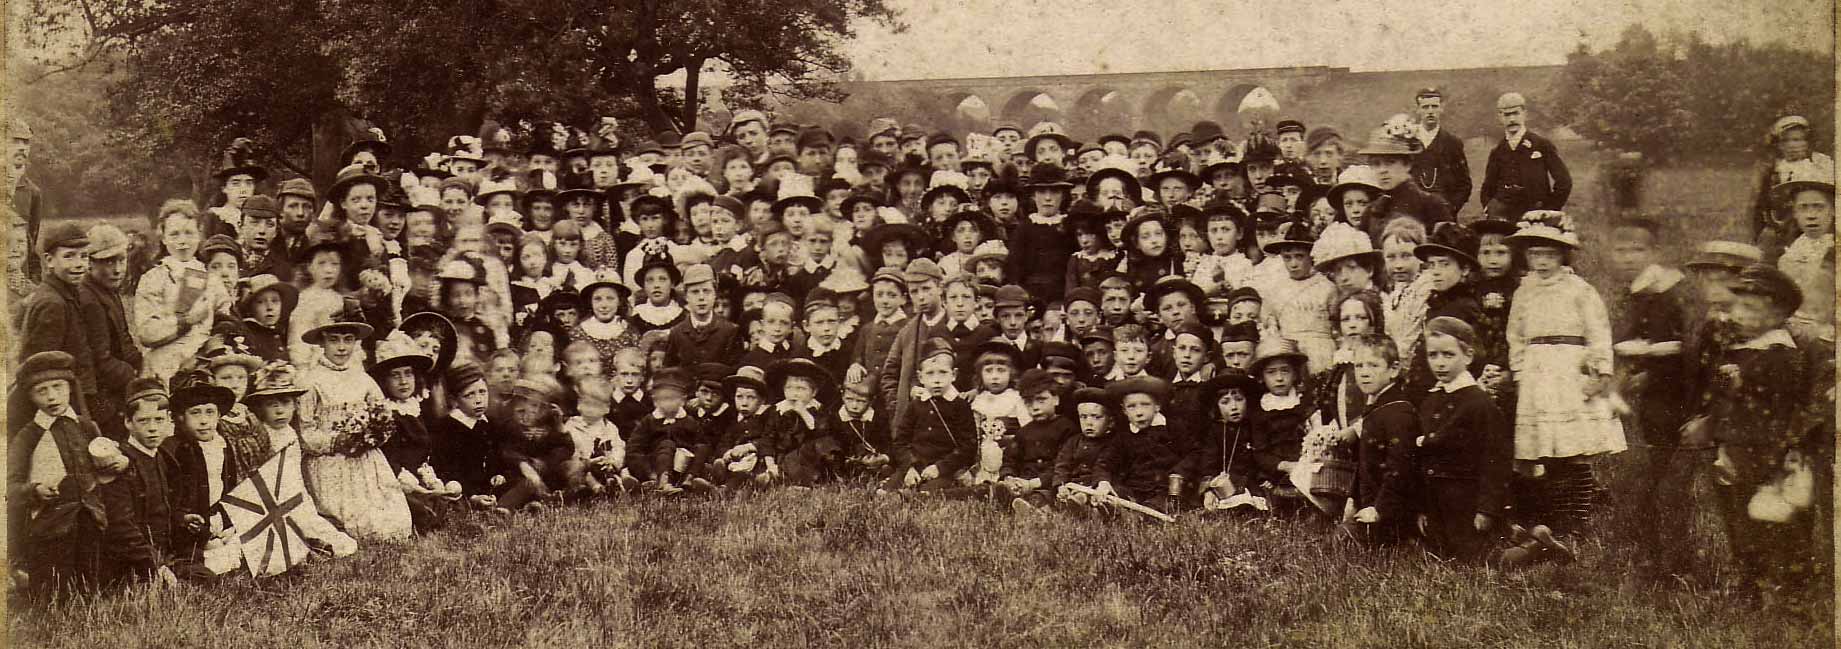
<box><xmin>1415</xmin><ymin>222</ymin><xmax>1480</xmax><ymax>269</ymax></box>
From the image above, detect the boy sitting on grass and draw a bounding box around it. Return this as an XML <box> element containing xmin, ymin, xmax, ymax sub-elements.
<box><xmin>1181</xmin><ymin>370</ymin><xmax>1263</xmax><ymax>513</ymax></box>
<box><xmin>994</xmin><ymin>369</ymin><xmax>1074</xmax><ymax>507</ymax></box>
<box><xmin>1107</xmin><ymin>376</ymin><xmax>1190</xmax><ymax>513</ymax></box>
<box><xmin>886</xmin><ymin>338</ymin><xmax>977</xmax><ymax>493</ymax></box>
<box><xmin>724</xmin><ymin>359</ymin><xmax>836</xmax><ymax>487</ymax></box>
<box><xmin>564</xmin><ymin>376</ymin><xmax>632</xmax><ymax>494</ymax></box>
<box><xmin>831</xmin><ymin>380</ymin><xmax>891</xmax><ymax>482</ymax></box>
<box><xmin>626</xmin><ymin>367</ymin><xmax>708</xmax><ymax>494</ymax></box>
<box><xmin>96</xmin><ymin>381</ymin><xmax>179</xmax><ymax>589</ymax></box>
<box><xmin>496</xmin><ymin>376</ymin><xmax>593</xmax><ymax>510</ymax></box>
<box><xmin>1024</xmin><ymin>387</ymin><xmax>1118</xmax><ymax>517</ymax></box>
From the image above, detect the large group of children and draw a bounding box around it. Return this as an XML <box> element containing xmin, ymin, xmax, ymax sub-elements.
<box><xmin>6</xmin><ymin>92</ymin><xmax>1834</xmax><ymax>607</ymax></box>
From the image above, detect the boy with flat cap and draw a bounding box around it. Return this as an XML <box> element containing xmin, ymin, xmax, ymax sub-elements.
<box><xmin>16</xmin><ymin>222</ymin><xmax>99</xmax><ymax>415</ymax></box>
<box><xmin>80</xmin><ymin>223</ymin><xmax>142</xmax><ymax>440</ymax></box>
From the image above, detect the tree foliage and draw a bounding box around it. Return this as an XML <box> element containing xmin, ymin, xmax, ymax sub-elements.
<box><xmin>14</xmin><ymin>0</ymin><xmax>903</xmax><ymax>195</ymax></box>
<box><xmin>1553</xmin><ymin>26</ymin><xmax>1834</xmax><ymax>163</ymax></box>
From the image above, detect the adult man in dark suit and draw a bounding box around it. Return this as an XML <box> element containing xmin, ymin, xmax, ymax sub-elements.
<box><xmin>1410</xmin><ymin>88</ymin><xmax>1474</xmax><ymax>219</ymax></box>
<box><xmin>1480</xmin><ymin>92</ymin><xmax>1572</xmax><ymax>221</ymax></box>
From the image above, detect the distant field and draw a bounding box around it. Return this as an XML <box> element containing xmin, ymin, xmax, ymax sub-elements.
<box><xmin>9</xmin><ymin>449</ymin><xmax>1833</xmax><ymax>649</ymax></box>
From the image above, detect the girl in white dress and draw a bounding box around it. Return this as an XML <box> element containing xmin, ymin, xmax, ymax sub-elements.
<box><xmin>1504</xmin><ymin>211</ymin><xmax>1625</xmax><ymax>529</ymax></box>
<box><xmin>296</xmin><ymin>308</ymin><xmax>414</xmax><ymax>541</ymax></box>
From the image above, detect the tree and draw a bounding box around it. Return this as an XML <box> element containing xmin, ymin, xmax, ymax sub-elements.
<box><xmin>1553</xmin><ymin>26</ymin><xmax>1834</xmax><ymax>163</ymax></box>
<box><xmin>14</xmin><ymin>0</ymin><xmax>903</xmax><ymax>193</ymax></box>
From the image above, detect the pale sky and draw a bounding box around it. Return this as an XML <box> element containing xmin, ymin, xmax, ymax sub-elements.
<box><xmin>845</xmin><ymin>0</ymin><xmax>1835</xmax><ymax>80</ymax></box>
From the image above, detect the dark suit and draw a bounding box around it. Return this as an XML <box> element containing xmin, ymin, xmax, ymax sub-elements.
<box><xmin>13</xmin><ymin>176</ymin><xmax>44</xmax><ymax>281</ymax></box>
<box><xmin>1480</xmin><ymin>130</ymin><xmax>1571</xmax><ymax>220</ymax></box>
<box><xmin>1365</xmin><ymin>182</ymin><xmax>1453</xmax><ymax>243</ymax></box>
<box><xmin>100</xmin><ymin>445</ymin><xmax>177</xmax><ymax>586</ymax></box>
<box><xmin>663</xmin><ymin>315</ymin><xmax>741</xmax><ymax>367</ymax></box>
<box><xmin>1412</xmin><ymin>129</ymin><xmax>1473</xmax><ymax>216</ymax></box>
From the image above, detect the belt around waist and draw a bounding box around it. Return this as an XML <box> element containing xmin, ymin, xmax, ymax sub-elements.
<box><xmin>1528</xmin><ymin>335</ymin><xmax>1587</xmax><ymax>346</ymax></box>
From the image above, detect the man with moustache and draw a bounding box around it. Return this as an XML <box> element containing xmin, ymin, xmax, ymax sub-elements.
<box><xmin>11</xmin><ymin>118</ymin><xmax>44</xmax><ymax>280</ymax></box>
<box><xmin>78</xmin><ymin>224</ymin><xmax>142</xmax><ymax>439</ymax></box>
<box><xmin>1481</xmin><ymin>92</ymin><xmax>1571</xmax><ymax>221</ymax></box>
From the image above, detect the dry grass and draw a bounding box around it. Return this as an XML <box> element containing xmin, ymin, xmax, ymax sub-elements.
<box><xmin>8</xmin><ymin>447</ymin><xmax>1834</xmax><ymax>649</ymax></box>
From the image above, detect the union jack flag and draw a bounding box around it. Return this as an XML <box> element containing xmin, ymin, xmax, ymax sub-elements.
<box><xmin>219</xmin><ymin>443</ymin><xmax>324</xmax><ymax>577</ymax></box>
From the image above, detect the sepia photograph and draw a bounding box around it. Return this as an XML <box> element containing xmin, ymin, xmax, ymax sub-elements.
<box><xmin>1</xmin><ymin>0</ymin><xmax>1836</xmax><ymax>646</ymax></box>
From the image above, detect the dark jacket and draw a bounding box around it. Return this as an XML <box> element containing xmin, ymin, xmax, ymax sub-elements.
<box><xmin>1415</xmin><ymin>383</ymin><xmax>1513</xmax><ymax>518</ymax></box>
<box><xmin>1249</xmin><ymin>397</ymin><xmax>1309</xmax><ymax>488</ymax></box>
<box><xmin>1412</xmin><ymin>128</ymin><xmax>1473</xmax><ymax>213</ymax></box>
<box><xmin>1177</xmin><ymin>418</ymin><xmax>1256</xmax><ymax>488</ymax></box>
<box><xmin>1007</xmin><ymin>218</ymin><xmax>1077</xmax><ymax>303</ymax></box>
<box><xmin>99</xmin><ymin>444</ymin><xmax>178</xmax><ymax>584</ymax></box>
<box><xmin>1481</xmin><ymin>130</ymin><xmax>1571</xmax><ymax>217</ymax></box>
<box><xmin>1108</xmin><ymin>419</ymin><xmax>1190</xmax><ymax>501</ymax></box>
<box><xmin>1613</xmin><ymin>271</ymin><xmax>1694</xmax><ymax>442</ymax></box>
<box><xmin>664</xmin><ymin>315</ymin><xmax>741</xmax><ymax>367</ymax></box>
<box><xmin>853</xmin><ymin>314</ymin><xmax>909</xmax><ymax>394</ymax></box>
<box><xmin>745</xmin><ymin>405</ymin><xmax>837</xmax><ymax>484</ymax></box>
<box><xmin>427</xmin><ymin>412</ymin><xmax>502</xmax><ymax>494</ymax></box>
<box><xmin>1003</xmin><ymin>415</ymin><xmax>1075</xmax><ymax>481</ymax></box>
<box><xmin>380</xmin><ymin>409</ymin><xmax>435</xmax><ymax>474</ymax></box>
<box><xmin>832</xmin><ymin>409</ymin><xmax>891</xmax><ymax>459</ymax></box>
<box><xmin>892</xmin><ymin>394</ymin><xmax>976</xmax><ymax>475</ymax></box>
<box><xmin>1052</xmin><ymin>433</ymin><xmax>1115</xmax><ymax>488</ymax></box>
<box><xmin>1706</xmin><ymin>332</ymin><xmax>1807</xmax><ymax>484</ymax></box>
<box><xmin>1354</xmin><ymin>384</ymin><xmax>1417</xmax><ymax>521</ymax></box>
<box><xmin>15</xmin><ymin>274</ymin><xmax>99</xmax><ymax>406</ymax></box>
<box><xmin>625</xmin><ymin>411</ymin><xmax>706</xmax><ymax>481</ymax></box>
<box><xmin>162</xmin><ymin>435</ymin><xmax>245</xmax><ymax>558</ymax></box>
<box><xmin>1366</xmin><ymin>183</ymin><xmax>1453</xmax><ymax>242</ymax></box>
<box><xmin>77</xmin><ymin>276</ymin><xmax>141</xmax><ymax>403</ymax></box>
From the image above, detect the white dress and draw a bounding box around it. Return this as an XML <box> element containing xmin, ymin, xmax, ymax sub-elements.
<box><xmin>1506</xmin><ymin>269</ymin><xmax>1627</xmax><ymax>460</ymax></box>
<box><xmin>297</xmin><ymin>357</ymin><xmax>413</xmax><ymax>541</ymax></box>
<box><xmin>1258</xmin><ymin>273</ymin><xmax>1338</xmax><ymax>375</ymax></box>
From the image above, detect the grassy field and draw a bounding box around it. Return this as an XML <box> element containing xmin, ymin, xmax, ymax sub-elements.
<box><xmin>8</xmin><ymin>447</ymin><xmax>1834</xmax><ymax>649</ymax></box>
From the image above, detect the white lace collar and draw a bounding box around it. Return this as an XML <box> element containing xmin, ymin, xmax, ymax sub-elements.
<box><xmin>580</xmin><ymin>316</ymin><xmax>629</xmax><ymax>339</ymax></box>
<box><xmin>1261</xmin><ymin>391</ymin><xmax>1302</xmax><ymax>411</ymax></box>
